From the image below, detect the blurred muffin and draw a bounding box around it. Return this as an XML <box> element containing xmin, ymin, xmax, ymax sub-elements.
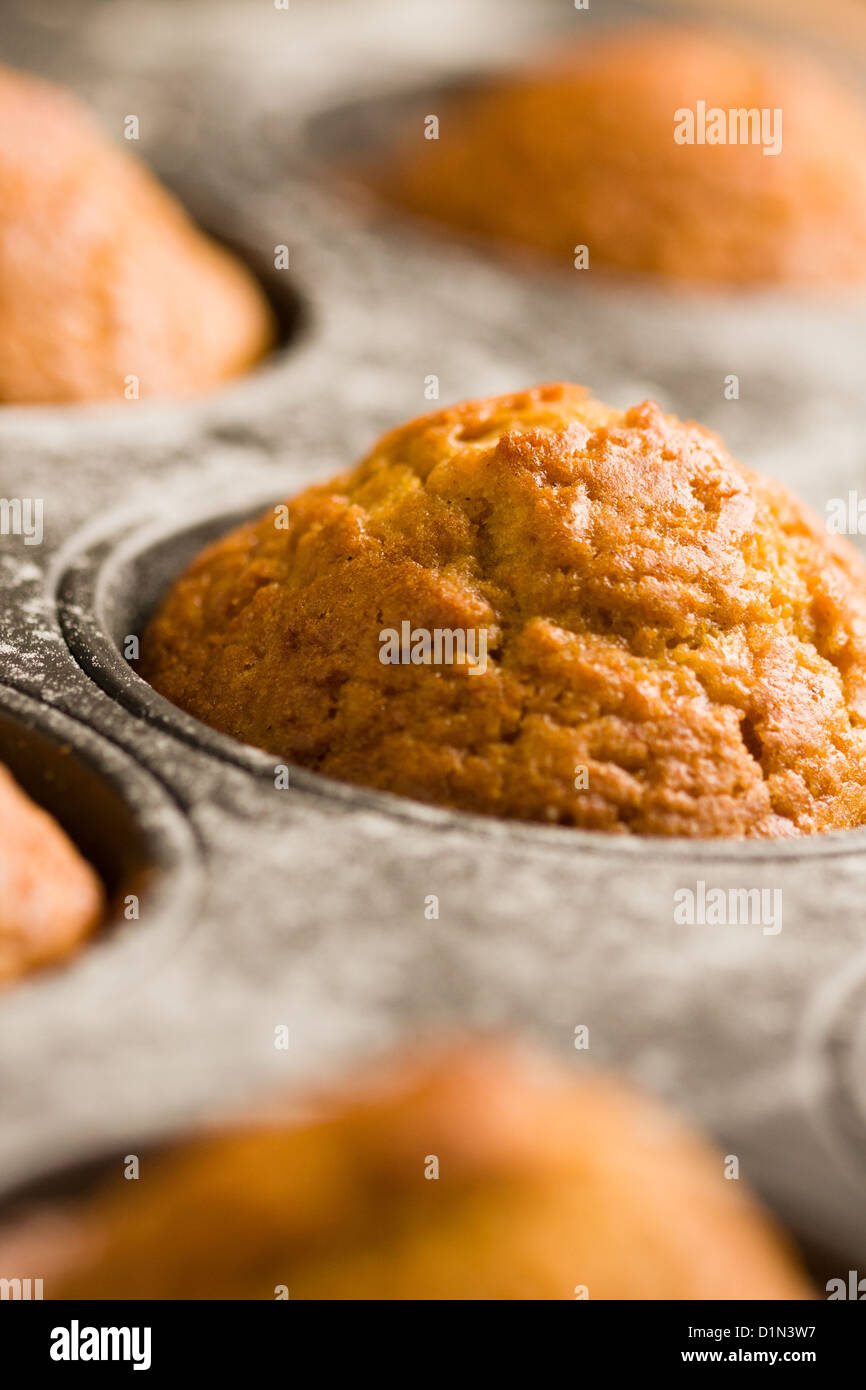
<box><xmin>0</xmin><ymin>1044</ymin><xmax>813</xmax><ymax>1299</ymax></box>
<box><xmin>140</xmin><ymin>382</ymin><xmax>866</xmax><ymax>838</ymax></box>
<box><xmin>0</xmin><ymin>763</ymin><xmax>104</xmax><ymax>984</ymax></box>
<box><xmin>377</xmin><ymin>27</ymin><xmax>866</xmax><ymax>285</ymax></box>
<box><xmin>0</xmin><ymin>64</ymin><xmax>274</xmax><ymax>403</ymax></box>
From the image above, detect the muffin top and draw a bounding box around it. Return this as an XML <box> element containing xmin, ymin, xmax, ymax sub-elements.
<box><xmin>140</xmin><ymin>382</ymin><xmax>866</xmax><ymax>838</ymax></box>
<box><xmin>0</xmin><ymin>764</ymin><xmax>104</xmax><ymax>984</ymax></box>
<box><xmin>0</xmin><ymin>63</ymin><xmax>274</xmax><ymax>403</ymax></box>
<box><xmin>3</xmin><ymin>1044</ymin><xmax>812</xmax><ymax>1299</ymax></box>
<box><xmin>377</xmin><ymin>26</ymin><xmax>866</xmax><ymax>285</ymax></box>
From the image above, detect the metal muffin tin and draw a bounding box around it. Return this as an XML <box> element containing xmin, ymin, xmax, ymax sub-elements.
<box><xmin>1</xmin><ymin>0</ymin><xmax>866</xmax><ymax>1278</ymax></box>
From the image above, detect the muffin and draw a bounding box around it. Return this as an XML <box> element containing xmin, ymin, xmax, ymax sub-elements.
<box><xmin>0</xmin><ymin>63</ymin><xmax>274</xmax><ymax>404</ymax></box>
<box><xmin>0</xmin><ymin>1044</ymin><xmax>813</xmax><ymax>1299</ymax></box>
<box><xmin>140</xmin><ymin>382</ymin><xmax>866</xmax><ymax>839</ymax></box>
<box><xmin>0</xmin><ymin>763</ymin><xmax>104</xmax><ymax>984</ymax></box>
<box><xmin>376</xmin><ymin>26</ymin><xmax>866</xmax><ymax>286</ymax></box>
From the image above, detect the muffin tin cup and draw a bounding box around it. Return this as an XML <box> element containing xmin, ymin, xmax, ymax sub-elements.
<box><xmin>55</xmin><ymin>503</ymin><xmax>866</xmax><ymax>863</ymax></box>
<box><xmin>0</xmin><ymin>1109</ymin><xmax>848</xmax><ymax>1297</ymax></box>
<box><xmin>0</xmin><ymin>683</ymin><xmax>202</xmax><ymax>998</ymax></box>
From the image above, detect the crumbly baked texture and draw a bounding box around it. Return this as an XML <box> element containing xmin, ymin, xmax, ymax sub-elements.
<box><xmin>0</xmin><ymin>63</ymin><xmax>275</xmax><ymax>403</ymax></box>
<box><xmin>3</xmin><ymin>1045</ymin><xmax>813</xmax><ymax>1299</ymax></box>
<box><xmin>376</xmin><ymin>26</ymin><xmax>866</xmax><ymax>285</ymax></box>
<box><xmin>140</xmin><ymin>382</ymin><xmax>866</xmax><ymax>839</ymax></box>
<box><xmin>0</xmin><ymin>764</ymin><xmax>104</xmax><ymax>984</ymax></box>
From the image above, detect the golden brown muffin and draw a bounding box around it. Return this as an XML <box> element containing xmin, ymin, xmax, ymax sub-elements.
<box><xmin>0</xmin><ymin>764</ymin><xmax>104</xmax><ymax>983</ymax></box>
<box><xmin>376</xmin><ymin>26</ymin><xmax>866</xmax><ymax>286</ymax></box>
<box><xmin>140</xmin><ymin>382</ymin><xmax>866</xmax><ymax>839</ymax></box>
<box><xmin>0</xmin><ymin>64</ymin><xmax>274</xmax><ymax>404</ymax></box>
<box><xmin>0</xmin><ymin>1044</ymin><xmax>813</xmax><ymax>1299</ymax></box>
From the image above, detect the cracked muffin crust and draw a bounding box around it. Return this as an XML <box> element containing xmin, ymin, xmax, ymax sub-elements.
<box><xmin>0</xmin><ymin>1044</ymin><xmax>813</xmax><ymax>1299</ymax></box>
<box><xmin>140</xmin><ymin>382</ymin><xmax>866</xmax><ymax>838</ymax></box>
<box><xmin>376</xmin><ymin>26</ymin><xmax>866</xmax><ymax>286</ymax></box>
<box><xmin>0</xmin><ymin>764</ymin><xmax>104</xmax><ymax>984</ymax></box>
<box><xmin>0</xmin><ymin>63</ymin><xmax>275</xmax><ymax>403</ymax></box>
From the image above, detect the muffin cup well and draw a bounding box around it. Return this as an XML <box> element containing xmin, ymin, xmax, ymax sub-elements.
<box><xmin>54</xmin><ymin>504</ymin><xmax>866</xmax><ymax>865</ymax></box>
<box><xmin>0</xmin><ymin>683</ymin><xmax>201</xmax><ymax>989</ymax></box>
<box><xmin>0</xmin><ymin>1117</ymin><xmax>851</xmax><ymax>1297</ymax></box>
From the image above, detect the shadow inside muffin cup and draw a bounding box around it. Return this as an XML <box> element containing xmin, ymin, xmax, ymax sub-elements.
<box><xmin>150</xmin><ymin>167</ymin><xmax>311</xmax><ymax>376</ymax></box>
<box><xmin>0</xmin><ymin>1150</ymin><xmax>127</xmax><ymax>1213</ymax></box>
<box><xmin>0</xmin><ymin>686</ymin><xmax>200</xmax><ymax>983</ymax></box>
<box><xmin>305</xmin><ymin>75</ymin><xmax>478</xmax><ymax>171</ymax></box>
<box><xmin>58</xmin><ymin>503</ymin><xmax>283</xmax><ymax>777</ymax></box>
<box><xmin>208</xmin><ymin>225</ymin><xmax>309</xmax><ymax>366</ymax></box>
